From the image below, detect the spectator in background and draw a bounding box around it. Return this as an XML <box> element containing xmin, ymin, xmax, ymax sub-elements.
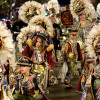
<box><xmin>6</xmin><ymin>20</ymin><xmax>11</xmax><ymax>30</ymax></box>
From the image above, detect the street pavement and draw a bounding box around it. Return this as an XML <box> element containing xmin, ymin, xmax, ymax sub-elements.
<box><xmin>46</xmin><ymin>62</ymin><xmax>82</xmax><ymax>100</ymax></box>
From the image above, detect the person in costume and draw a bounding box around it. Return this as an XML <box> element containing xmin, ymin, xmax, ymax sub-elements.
<box><xmin>13</xmin><ymin>56</ymin><xmax>47</xmax><ymax>100</ymax></box>
<box><xmin>62</xmin><ymin>27</ymin><xmax>82</xmax><ymax>87</ymax></box>
<box><xmin>50</xmin><ymin>14</ymin><xmax>62</xmax><ymax>62</ymax></box>
<box><xmin>80</xmin><ymin>57</ymin><xmax>95</xmax><ymax>100</ymax></box>
<box><xmin>90</xmin><ymin>37</ymin><xmax>100</xmax><ymax>100</ymax></box>
<box><xmin>70</xmin><ymin>0</ymin><xmax>95</xmax><ymax>61</ymax></box>
<box><xmin>0</xmin><ymin>21</ymin><xmax>14</xmax><ymax>100</ymax></box>
<box><xmin>22</xmin><ymin>30</ymin><xmax>56</xmax><ymax>91</ymax></box>
<box><xmin>92</xmin><ymin>55</ymin><xmax>100</xmax><ymax>100</ymax></box>
<box><xmin>47</xmin><ymin>0</ymin><xmax>62</xmax><ymax>62</ymax></box>
<box><xmin>17</xmin><ymin>0</ymin><xmax>57</xmax><ymax>90</ymax></box>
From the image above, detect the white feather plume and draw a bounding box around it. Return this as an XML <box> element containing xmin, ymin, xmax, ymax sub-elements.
<box><xmin>47</xmin><ymin>0</ymin><xmax>60</xmax><ymax>14</ymax></box>
<box><xmin>29</xmin><ymin>15</ymin><xmax>53</xmax><ymax>37</ymax></box>
<box><xmin>0</xmin><ymin>21</ymin><xmax>14</xmax><ymax>65</ymax></box>
<box><xmin>86</xmin><ymin>23</ymin><xmax>100</xmax><ymax>58</ymax></box>
<box><xmin>17</xmin><ymin>25</ymin><xmax>40</xmax><ymax>53</ymax></box>
<box><xmin>97</xmin><ymin>3</ymin><xmax>100</xmax><ymax>15</ymax></box>
<box><xmin>19</xmin><ymin>1</ymin><xmax>45</xmax><ymax>23</ymax></box>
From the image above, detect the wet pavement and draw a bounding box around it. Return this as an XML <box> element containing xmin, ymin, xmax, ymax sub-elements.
<box><xmin>46</xmin><ymin>62</ymin><xmax>82</xmax><ymax>100</ymax></box>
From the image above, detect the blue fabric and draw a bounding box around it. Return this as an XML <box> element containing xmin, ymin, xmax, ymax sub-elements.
<box><xmin>3</xmin><ymin>77</ymin><xmax>8</xmax><ymax>92</ymax></box>
<box><xmin>15</xmin><ymin>77</ymin><xmax>19</xmax><ymax>90</ymax></box>
<box><xmin>48</xmin><ymin>36</ymin><xmax>53</xmax><ymax>44</ymax></box>
<box><xmin>81</xmin><ymin>82</ymin><xmax>85</xmax><ymax>90</ymax></box>
<box><xmin>30</xmin><ymin>32</ymin><xmax>37</xmax><ymax>40</ymax></box>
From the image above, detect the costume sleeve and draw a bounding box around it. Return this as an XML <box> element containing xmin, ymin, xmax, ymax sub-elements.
<box><xmin>48</xmin><ymin>36</ymin><xmax>53</xmax><ymax>44</ymax></box>
<box><xmin>22</xmin><ymin>45</ymin><xmax>33</xmax><ymax>58</ymax></box>
<box><xmin>3</xmin><ymin>77</ymin><xmax>8</xmax><ymax>92</ymax></box>
<box><xmin>81</xmin><ymin>74</ymin><xmax>86</xmax><ymax>83</ymax></box>
<box><xmin>15</xmin><ymin>77</ymin><xmax>19</xmax><ymax>91</ymax></box>
<box><xmin>81</xmin><ymin>74</ymin><xmax>86</xmax><ymax>90</ymax></box>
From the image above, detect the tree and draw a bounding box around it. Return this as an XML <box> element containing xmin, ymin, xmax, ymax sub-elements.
<box><xmin>0</xmin><ymin>0</ymin><xmax>11</xmax><ymax>18</ymax></box>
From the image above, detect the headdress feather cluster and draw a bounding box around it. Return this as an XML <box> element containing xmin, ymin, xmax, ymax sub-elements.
<box><xmin>47</xmin><ymin>0</ymin><xmax>60</xmax><ymax>14</ymax></box>
<box><xmin>85</xmin><ymin>23</ymin><xmax>100</xmax><ymax>58</ymax></box>
<box><xmin>0</xmin><ymin>21</ymin><xmax>14</xmax><ymax>65</ymax></box>
<box><xmin>70</xmin><ymin>0</ymin><xmax>95</xmax><ymax>21</ymax></box>
<box><xmin>19</xmin><ymin>1</ymin><xmax>45</xmax><ymax>23</ymax></box>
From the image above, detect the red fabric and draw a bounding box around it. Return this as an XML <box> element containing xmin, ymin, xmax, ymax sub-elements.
<box><xmin>75</xmin><ymin>76</ymin><xmax>82</xmax><ymax>92</ymax></box>
<box><xmin>39</xmin><ymin>88</ymin><xmax>48</xmax><ymax>100</ymax></box>
<box><xmin>46</xmin><ymin>50</ymin><xmax>56</xmax><ymax>70</ymax></box>
<box><xmin>68</xmin><ymin>42</ymin><xmax>72</xmax><ymax>53</ymax></box>
<box><xmin>22</xmin><ymin>46</ymin><xmax>56</xmax><ymax>69</ymax></box>
<box><xmin>67</xmin><ymin>42</ymin><xmax>82</xmax><ymax>61</ymax></box>
<box><xmin>22</xmin><ymin>46</ymin><xmax>33</xmax><ymax>58</ymax></box>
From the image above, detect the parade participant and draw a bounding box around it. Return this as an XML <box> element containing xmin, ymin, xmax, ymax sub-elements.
<box><xmin>91</xmin><ymin>37</ymin><xmax>100</xmax><ymax>100</ymax></box>
<box><xmin>70</xmin><ymin>0</ymin><xmax>95</xmax><ymax>62</ymax></box>
<box><xmin>85</xmin><ymin>23</ymin><xmax>100</xmax><ymax>60</ymax></box>
<box><xmin>80</xmin><ymin>57</ymin><xmax>95</xmax><ymax>100</ymax></box>
<box><xmin>92</xmin><ymin>55</ymin><xmax>100</xmax><ymax>100</ymax></box>
<box><xmin>62</xmin><ymin>27</ymin><xmax>82</xmax><ymax>87</ymax></box>
<box><xmin>13</xmin><ymin>56</ymin><xmax>47</xmax><ymax>100</ymax></box>
<box><xmin>17</xmin><ymin>21</ymin><xmax>56</xmax><ymax>92</ymax></box>
<box><xmin>50</xmin><ymin>14</ymin><xmax>62</xmax><ymax>62</ymax></box>
<box><xmin>26</xmin><ymin>31</ymin><xmax>56</xmax><ymax>90</ymax></box>
<box><xmin>47</xmin><ymin>0</ymin><xmax>62</xmax><ymax>62</ymax></box>
<box><xmin>78</xmin><ymin>22</ymin><xmax>100</xmax><ymax>100</ymax></box>
<box><xmin>0</xmin><ymin>21</ymin><xmax>14</xmax><ymax>100</ymax></box>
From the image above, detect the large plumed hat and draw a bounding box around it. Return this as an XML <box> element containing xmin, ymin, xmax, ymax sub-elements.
<box><xmin>70</xmin><ymin>0</ymin><xmax>95</xmax><ymax>21</ymax></box>
<box><xmin>85</xmin><ymin>57</ymin><xmax>95</xmax><ymax>63</ymax></box>
<box><xmin>85</xmin><ymin>23</ymin><xmax>100</xmax><ymax>58</ymax></box>
<box><xmin>17</xmin><ymin>56</ymin><xmax>33</xmax><ymax>67</ymax></box>
<box><xmin>19</xmin><ymin>1</ymin><xmax>45</xmax><ymax>23</ymax></box>
<box><xmin>0</xmin><ymin>21</ymin><xmax>14</xmax><ymax>65</ymax></box>
<box><xmin>47</xmin><ymin>0</ymin><xmax>60</xmax><ymax>14</ymax></box>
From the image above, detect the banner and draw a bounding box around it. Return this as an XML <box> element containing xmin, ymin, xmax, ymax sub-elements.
<box><xmin>60</xmin><ymin>5</ymin><xmax>73</xmax><ymax>28</ymax></box>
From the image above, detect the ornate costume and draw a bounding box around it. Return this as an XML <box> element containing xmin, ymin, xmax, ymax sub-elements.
<box><xmin>14</xmin><ymin>56</ymin><xmax>47</xmax><ymax>100</ymax></box>
<box><xmin>62</xmin><ymin>27</ymin><xmax>82</xmax><ymax>87</ymax></box>
<box><xmin>73</xmin><ymin>21</ymin><xmax>92</xmax><ymax>43</ymax></box>
<box><xmin>17</xmin><ymin>14</ymin><xmax>56</xmax><ymax>91</ymax></box>
<box><xmin>93</xmin><ymin>63</ymin><xmax>100</xmax><ymax>100</ymax></box>
<box><xmin>70</xmin><ymin>0</ymin><xmax>95</xmax><ymax>61</ymax></box>
<box><xmin>17</xmin><ymin>0</ymin><xmax>57</xmax><ymax>94</ymax></box>
<box><xmin>0</xmin><ymin>21</ymin><xmax>14</xmax><ymax>100</ymax></box>
<box><xmin>76</xmin><ymin>57</ymin><xmax>95</xmax><ymax>100</ymax></box>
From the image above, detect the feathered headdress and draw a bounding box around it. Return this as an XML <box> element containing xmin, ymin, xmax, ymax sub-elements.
<box><xmin>28</xmin><ymin>15</ymin><xmax>54</xmax><ymax>37</ymax></box>
<box><xmin>97</xmin><ymin>3</ymin><xmax>100</xmax><ymax>16</ymax></box>
<box><xmin>19</xmin><ymin>1</ymin><xmax>45</xmax><ymax>23</ymax></box>
<box><xmin>0</xmin><ymin>21</ymin><xmax>14</xmax><ymax>65</ymax></box>
<box><xmin>85</xmin><ymin>23</ymin><xmax>100</xmax><ymax>58</ymax></box>
<box><xmin>70</xmin><ymin>0</ymin><xmax>95</xmax><ymax>21</ymax></box>
<box><xmin>47</xmin><ymin>0</ymin><xmax>60</xmax><ymax>15</ymax></box>
<box><xmin>17</xmin><ymin>25</ymin><xmax>40</xmax><ymax>53</ymax></box>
